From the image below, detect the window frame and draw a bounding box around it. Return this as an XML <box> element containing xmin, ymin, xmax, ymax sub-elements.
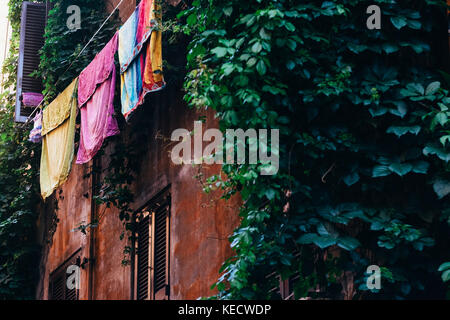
<box><xmin>134</xmin><ymin>187</ymin><xmax>171</xmax><ymax>300</ymax></box>
<box><xmin>48</xmin><ymin>248</ymin><xmax>81</xmax><ymax>300</ymax></box>
<box><xmin>15</xmin><ymin>1</ymin><xmax>47</xmax><ymax>123</ymax></box>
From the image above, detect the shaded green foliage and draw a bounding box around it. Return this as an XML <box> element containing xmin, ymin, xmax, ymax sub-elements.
<box><xmin>37</xmin><ymin>0</ymin><xmax>120</xmax><ymax>103</ymax></box>
<box><xmin>182</xmin><ymin>0</ymin><xmax>450</xmax><ymax>299</ymax></box>
<box><xmin>0</xmin><ymin>0</ymin><xmax>44</xmax><ymax>300</ymax></box>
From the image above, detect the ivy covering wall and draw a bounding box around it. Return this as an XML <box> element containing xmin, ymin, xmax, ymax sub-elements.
<box><xmin>0</xmin><ymin>0</ymin><xmax>43</xmax><ymax>300</ymax></box>
<box><xmin>181</xmin><ymin>0</ymin><xmax>450</xmax><ymax>299</ymax></box>
<box><xmin>2</xmin><ymin>0</ymin><xmax>450</xmax><ymax>300</ymax></box>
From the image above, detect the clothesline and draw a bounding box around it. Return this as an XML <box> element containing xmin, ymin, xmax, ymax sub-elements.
<box><xmin>21</xmin><ymin>0</ymin><xmax>125</xmax><ymax>128</ymax></box>
<box><xmin>37</xmin><ymin>0</ymin><xmax>165</xmax><ymax>199</ymax></box>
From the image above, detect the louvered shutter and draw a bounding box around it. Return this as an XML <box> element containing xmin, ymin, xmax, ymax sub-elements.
<box><xmin>15</xmin><ymin>2</ymin><xmax>46</xmax><ymax>122</ymax></box>
<box><xmin>137</xmin><ymin>215</ymin><xmax>150</xmax><ymax>300</ymax></box>
<box><xmin>153</xmin><ymin>203</ymin><xmax>169</xmax><ymax>297</ymax></box>
<box><xmin>49</xmin><ymin>250</ymin><xmax>80</xmax><ymax>300</ymax></box>
<box><xmin>49</xmin><ymin>273</ymin><xmax>65</xmax><ymax>300</ymax></box>
<box><xmin>136</xmin><ymin>189</ymin><xmax>170</xmax><ymax>300</ymax></box>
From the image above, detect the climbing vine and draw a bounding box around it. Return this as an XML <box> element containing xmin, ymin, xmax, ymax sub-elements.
<box><xmin>0</xmin><ymin>0</ymin><xmax>43</xmax><ymax>299</ymax></box>
<box><xmin>182</xmin><ymin>0</ymin><xmax>450</xmax><ymax>299</ymax></box>
<box><xmin>38</xmin><ymin>0</ymin><xmax>120</xmax><ymax>103</ymax></box>
<box><xmin>3</xmin><ymin>0</ymin><xmax>450</xmax><ymax>301</ymax></box>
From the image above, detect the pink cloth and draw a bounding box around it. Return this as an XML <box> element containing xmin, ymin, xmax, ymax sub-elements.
<box><xmin>78</xmin><ymin>33</ymin><xmax>119</xmax><ymax>107</ymax></box>
<box><xmin>76</xmin><ymin>33</ymin><xmax>120</xmax><ymax>164</ymax></box>
<box><xmin>22</xmin><ymin>92</ymin><xmax>43</xmax><ymax>107</ymax></box>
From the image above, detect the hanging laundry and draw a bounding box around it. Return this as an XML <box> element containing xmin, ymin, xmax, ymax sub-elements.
<box><xmin>22</xmin><ymin>92</ymin><xmax>44</xmax><ymax>107</ymax></box>
<box><xmin>76</xmin><ymin>33</ymin><xmax>120</xmax><ymax>164</ymax></box>
<box><xmin>40</xmin><ymin>79</ymin><xmax>78</xmax><ymax>200</ymax></box>
<box><xmin>29</xmin><ymin>110</ymin><xmax>42</xmax><ymax>143</ymax></box>
<box><xmin>119</xmin><ymin>0</ymin><xmax>165</xmax><ymax>120</ymax></box>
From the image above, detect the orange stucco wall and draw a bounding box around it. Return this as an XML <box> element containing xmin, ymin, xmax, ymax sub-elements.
<box><xmin>35</xmin><ymin>0</ymin><xmax>240</xmax><ymax>300</ymax></box>
<box><xmin>35</xmin><ymin>85</ymin><xmax>240</xmax><ymax>300</ymax></box>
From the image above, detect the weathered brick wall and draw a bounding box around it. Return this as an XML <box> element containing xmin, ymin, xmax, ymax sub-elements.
<box><xmin>105</xmin><ymin>0</ymin><xmax>137</xmax><ymax>22</ymax></box>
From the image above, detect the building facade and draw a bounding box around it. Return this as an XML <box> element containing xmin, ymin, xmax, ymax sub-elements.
<box><xmin>33</xmin><ymin>0</ymin><xmax>241</xmax><ymax>300</ymax></box>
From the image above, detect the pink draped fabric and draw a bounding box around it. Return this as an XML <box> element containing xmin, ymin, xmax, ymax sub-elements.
<box><xmin>76</xmin><ymin>33</ymin><xmax>120</xmax><ymax>164</ymax></box>
<box><xmin>78</xmin><ymin>33</ymin><xmax>119</xmax><ymax>107</ymax></box>
<box><xmin>22</xmin><ymin>92</ymin><xmax>43</xmax><ymax>107</ymax></box>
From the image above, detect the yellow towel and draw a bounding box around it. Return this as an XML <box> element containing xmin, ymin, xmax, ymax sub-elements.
<box><xmin>40</xmin><ymin>79</ymin><xmax>78</xmax><ymax>199</ymax></box>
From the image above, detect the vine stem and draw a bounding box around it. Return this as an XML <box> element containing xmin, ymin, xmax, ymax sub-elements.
<box><xmin>321</xmin><ymin>162</ymin><xmax>336</xmax><ymax>183</ymax></box>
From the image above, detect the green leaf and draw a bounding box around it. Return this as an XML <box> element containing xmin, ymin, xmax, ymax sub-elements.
<box><xmin>265</xmin><ymin>188</ymin><xmax>276</xmax><ymax>201</ymax></box>
<box><xmin>440</xmin><ymin>135</ymin><xmax>450</xmax><ymax>147</ymax></box>
<box><xmin>433</xmin><ymin>179</ymin><xmax>450</xmax><ymax>199</ymax></box>
<box><xmin>390</xmin><ymin>16</ymin><xmax>407</xmax><ymax>29</ymax></box>
<box><xmin>411</xmin><ymin>161</ymin><xmax>429</xmax><ymax>174</ymax></box>
<box><xmin>277</xmin><ymin>116</ymin><xmax>290</xmax><ymax>124</ymax></box>
<box><xmin>187</xmin><ymin>14</ymin><xmax>197</xmax><ymax>26</ymax></box>
<box><xmin>343</xmin><ymin>172</ymin><xmax>360</xmax><ymax>186</ymax></box>
<box><xmin>286</xmin><ymin>61</ymin><xmax>295</xmax><ymax>70</ymax></box>
<box><xmin>442</xmin><ymin>269</ymin><xmax>450</xmax><ymax>282</ymax></box>
<box><xmin>211</xmin><ymin>47</ymin><xmax>228</xmax><ymax>58</ymax></box>
<box><xmin>296</xmin><ymin>233</ymin><xmax>318</xmax><ymax>244</ymax></box>
<box><xmin>372</xmin><ymin>165</ymin><xmax>391</xmax><ymax>178</ymax></box>
<box><xmin>296</xmin><ymin>234</ymin><xmax>336</xmax><ymax>249</ymax></box>
<box><xmin>407</xmin><ymin>20</ymin><xmax>421</xmax><ymax>30</ymax></box>
<box><xmin>425</xmin><ymin>81</ymin><xmax>440</xmax><ymax>95</ymax></box>
<box><xmin>247</xmin><ymin>57</ymin><xmax>257</xmax><ymax>67</ymax></box>
<box><xmin>284</xmin><ymin>22</ymin><xmax>296</xmax><ymax>32</ymax></box>
<box><xmin>347</xmin><ymin>43</ymin><xmax>368</xmax><ymax>54</ymax></box>
<box><xmin>337</xmin><ymin>237</ymin><xmax>360</xmax><ymax>251</ymax></box>
<box><xmin>423</xmin><ymin>145</ymin><xmax>450</xmax><ymax>162</ymax></box>
<box><xmin>438</xmin><ymin>262</ymin><xmax>450</xmax><ymax>272</ymax></box>
<box><xmin>382</xmin><ymin>43</ymin><xmax>399</xmax><ymax>54</ymax></box>
<box><xmin>388</xmin><ymin>163</ymin><xmax>413</xmax><ymax>176</ymax></box>
<box><xmin>386</xmin><ymin>126</ymin><xmax>421</xmax><ymax>137</ymax></box>
<box><xmin>401</xmin><ymin>83</ymin><xmax>425</xmax><ymax>97</ymax></box>
<box><xmin>251</xmin><ymin>42</ymin><xmax>262</xmax><ymax>54</ymax></box>
<box><xmin>434</xmin><ymin>112</ymin><xmax>448</xmax><ymax>127</ymax></box>
<box><xmin>223</xmin><ymin>6</ymin><xmax>233</xmax><ymax>17</ymax></box>
<box><xmin>256</xmin><ymin>60</ymin><xmax>267</xmax><ymax>75</ymax></box>
<box><xmin>313</xmin><ymin>236</ymin><xmax>337</xmax><ymax>249</ymax></box>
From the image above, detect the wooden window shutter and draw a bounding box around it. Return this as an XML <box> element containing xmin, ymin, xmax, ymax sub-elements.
<box><xmin>49</xmin><ymin>250</ymin><xmax>81</xmax><ymax>300</ymax></box>
<box><xmin>49</xmin><ymin>272</ymin><xmax>65</xmax><ymax>300</ymax></box>
<box><xmin>15</xmin><ymin>1</ymin><xmax>47</xmax><ymax>122</ymax></box>
<box><xmin>136</xmin><ymin>215</ymin><xmax>150</xmax><ymax>300</ymax></box>
<box><xmin>135</xmin><ymin>189</ymin><xmax>170</xmax><ymax>300</ymax></box>
<box><xmin>153</xmin><ymin>201</ymin><xmax>169</xmax><ymax>298</ymax></box>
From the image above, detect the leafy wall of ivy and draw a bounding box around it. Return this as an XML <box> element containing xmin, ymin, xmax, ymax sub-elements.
<box><xmin>38</xmin><ymin>0</ymin><xmax>120</xmax><ymax>103</ymax></box>
<box><xmin>0</xmin><ymin>0</ymin><xmax>44</xmax><ymax>300</ymax></box>
<box><xmin>2</xmin><ymin>0</ymin><xmax>450</xmax><ymax>300</ymax></box>
<box><xmin>181</xmin><ymin>0</ymin><xmax>450</xmax><ymax>299</ymax></box>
